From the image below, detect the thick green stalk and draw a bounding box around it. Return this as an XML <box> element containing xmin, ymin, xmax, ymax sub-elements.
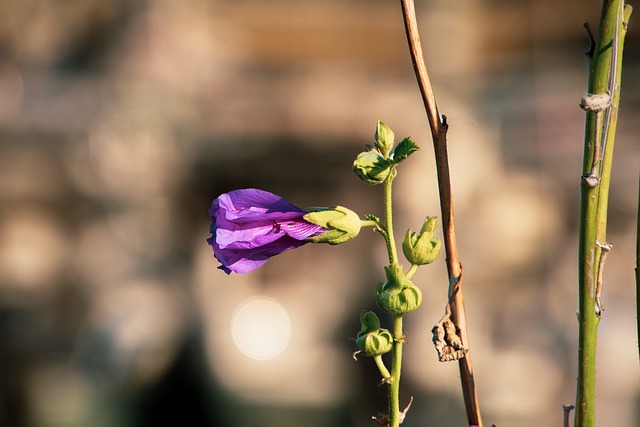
<box><xmin>576</xmin><ymin>2</ymin><xmax>631</xmax><ymax>427</ymax></box>
<box><xmin>389</xmin><ymin>315</ymin><xmax>403</xmax><ymax>427</ymax></box>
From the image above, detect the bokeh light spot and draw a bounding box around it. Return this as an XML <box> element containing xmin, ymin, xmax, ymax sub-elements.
<box><xmin>231</xmin><ymin>296</ymin><xmax>291</xmax><ymax>361</ymax></box>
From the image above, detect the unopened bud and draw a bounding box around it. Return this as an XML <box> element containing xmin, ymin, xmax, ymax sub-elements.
<box><xmin>355</xmin><ymin>311</ymin><xmax>393</xmax><ymax>357</ymax></box>
<box><xmin>353</xmin><ymin>151</ymin><xmax>393</xmax><ymax>185</ymax></box>
<box><xmin>376</xmin><ymin>264</ymin><xmax>422</xmax><ymax>315</ymax></box>
<box><xmin>402</xmin><ymin>216</ymin><xmax>441</xmax><ymax>265</ymax></box>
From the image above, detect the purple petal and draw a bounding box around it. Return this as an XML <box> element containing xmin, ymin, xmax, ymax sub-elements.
<box><xmin>208</xmin><ymin>235</ymin><xmax>307</xmax><ymax>274</ymax></box>
<box><xmin>207</xmin><ymin>189</ymin><xmax>326</xmax><ymax>274</ymax></box>
<box><xmin>215</xmin><ymin>188</ymin><xmax>305</xmax><ymax>219</ymax></box>
<box><xmin>279</xmin><ymin>219</ymin><xmax>325</xmax><ymax>240</ymax></box>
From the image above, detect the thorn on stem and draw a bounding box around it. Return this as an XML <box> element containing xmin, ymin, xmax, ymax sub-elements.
<box><xmin>441</xmin><ymin>114</ymin><xmax>449</xmax><ymax>130</ymax></box>
<box><xmin>583</xmin><ymin>22</ymin><xmax>596</xmax><ymax>58</ymax></box>
<box><xmin>563</xmin><ymin>404</ymin><xmax>575</xmax><ymax>427</ymax></box>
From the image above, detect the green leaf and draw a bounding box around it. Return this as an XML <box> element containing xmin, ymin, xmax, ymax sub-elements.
<box><xmin>392</xmin><ymin>137</ymin><xmax>419</xmax><ymax>163</ymax></box>
<box><xmin>365</xmin><ymin>214</ymin><xmax>380</xmax><ymax>222</ymax></box>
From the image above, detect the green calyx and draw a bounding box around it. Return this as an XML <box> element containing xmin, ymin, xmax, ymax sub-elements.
<box><xmin>376</xmin><ymin>264</ymin><xmax>422</xmax><ymax>315</ymax></box>
<box><xmin>304</xmin><ymin>206</ymin><xmax>362</xmax><ymax>245</ymax></box>
<box><xmin>355</xmin><ymin>311</ymin><xmax>393</xmax><ymax>357</ymax></box>
<box><xmin>353</xmin><ymin>151</ymin><xmax>393</xmax><ymax>185</ymax></box>
<box><xmin>402</xmin><ymin>216</ymin><xmax>441</xmax><ymax>266</ymax></box>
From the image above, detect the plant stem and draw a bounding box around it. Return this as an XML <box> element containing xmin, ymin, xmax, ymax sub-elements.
<box><xmin>374</xmin><ymin>355</ymin><xmax>392</xmax><ymax>381</ymax></box>
<box><xmin>389</xmin><ymin>314</ymin><xmax>404</xmax><ymax>427</ymax></box>
<box><xmin>361</xmin><ymin>219</ymin><xmax>381</xmax><ymax>228</ymax></box>
<box><xmin>399</xmin><ymin>0</ymin><xmax>482</xmax><ymax>425</ymax></box>
<box><xmin>384</xmin><ymin>171</ymin><xmax>399</xmax><ymax>266</ymax></box>
<box><xmin>406</xmin><ymin>264</ymin><xmax>419</xmax><ymax>280</ymax></box>
<box><xmin>380</xmin><ymin>168</ymin><xmax>404</xmax><ymax>427</ymax></box>
<box><xmin>576</xmin><ymin>2</ymin><xmax>631</xmax><ymax>427</ymax></box>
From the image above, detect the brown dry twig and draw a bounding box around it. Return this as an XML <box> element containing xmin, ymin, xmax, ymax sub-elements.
<box><xmin>399</xmin><ymin>0</ymin><xmax>482</xmax><ymax>425</ymax></box>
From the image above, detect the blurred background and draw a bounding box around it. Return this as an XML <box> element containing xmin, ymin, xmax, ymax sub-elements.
<box><xmin>0</xmin><ymin>0</ymin><xmax>639</xmax><ymax>426</ymax></box>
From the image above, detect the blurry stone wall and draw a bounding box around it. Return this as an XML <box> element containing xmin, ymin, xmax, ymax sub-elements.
<box><xmin>0</xmin><ymin>1</ymin><xmax>639</xmax><ymax>427</ymax></box>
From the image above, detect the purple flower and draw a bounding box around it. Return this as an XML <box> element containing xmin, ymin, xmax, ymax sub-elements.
<box><xmin>207</xmin><ymin>188</ymin><xmax>327</xmax><ymax>274</ymax></box>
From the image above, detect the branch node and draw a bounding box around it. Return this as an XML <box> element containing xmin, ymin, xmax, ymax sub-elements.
<box><xmin>580</xmin><ymin>92</ymin><xmax>612</xmax><ymax>112</ymax></box>
<box><xmin>581</xmin><ymin>174</ymin><xmax>601</xmax><ymax>188</ymax></box>
<box><xmin>371</xmin><ymin>396</ymin><xmax>414</xmax><ymax>426</ymax></box>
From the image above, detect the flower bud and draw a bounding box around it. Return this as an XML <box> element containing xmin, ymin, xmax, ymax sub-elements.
<box><xmin>402</xmin><ymin>216</ymin><xmax>441</xmax><ymax>265</ymax></box>
<box><xmin>353</xmin><ymin>151</ymin><xmax>393</xmax><ymax>185</ymax></box>
<box><xmin>376</xmin><ymin>264</ymin><xmax>422</xmax><ymax>315</ymax></box>
<box><xmin>304</xmin><ymin>206</ymin><xmax>361</xmax><ymax>245</ymax></box>
<box><xmin>374</xmin><ymin>120</ymin><xmax>395</xmax><ymax>158</ymax></box>
<box><xmin>355</xmin><ymin>311</ymin><xmax>393</xmax><ymax>357</ymax></box>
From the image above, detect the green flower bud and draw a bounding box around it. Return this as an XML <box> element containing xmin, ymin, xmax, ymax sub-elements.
<box><xmin>374</xmin><ymin>120</ymin><xmax>395</xmax><ymax>158</ymax></box>
<box><xmin>355</xmin><ymin>311</ymin><xmax>393</xmax><ymax>357</ymax></box>
<box><xmin>376</xmin><ymin>264</ymin><xmax>422</xmax><ymax>315</ymax></box>
<box><xmin>353</xmin><ymin>151</ymin><xmax>393</xmax><ymax>185</ymax></box>
<box><xmin>402</xmin><ymin>216</ymin><xmax>441</xmax><ymax>265</ymax></box>
<box><xmin>304</xmin><ymin>206</ymin><xmax>361</xmax><ymax>245</ymax></box>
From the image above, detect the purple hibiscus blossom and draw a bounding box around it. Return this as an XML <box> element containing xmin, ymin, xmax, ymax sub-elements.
<box><xmin>207</xmin><ymin>188</ymin><xmax>327</xmax><ymax>274</ymax></box>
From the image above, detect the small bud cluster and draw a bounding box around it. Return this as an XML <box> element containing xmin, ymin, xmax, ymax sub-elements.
<box><xmin>353</xmin><ymin>121</ymin><xmax>419</xmax><ymax>185</ymax></box>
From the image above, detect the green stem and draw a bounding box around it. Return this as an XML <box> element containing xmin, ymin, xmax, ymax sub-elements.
<box><xmin>384</xmin><ymin>171</ymin><xmax>399</xmax><ymax>266</ymax></box>
<box><xmin>381</xmin><ymin>168</ymin><xmax>404</xmax><ymax>427</ymax></box>
<box><xmin>389</xmin><ymin>315</ymin><xmax>403</xmax><ymax>427</ymax></box>
<box><xmin>576</xmin><ymin>2</ymin><xmax>631</xmax><ymax>427</ymax></box>
<box><xmin>374</xmin><ymin>355</ymin><xmax>392</xmax><ymax>381</ymax></box>
<box><xmin>361</xmin><ymin>220</ymin><xmax>380</xmax><ymax>228</ymax></box>
<box><xmin>406</xmin><ymin>264</ymin><xmax>419</xmax><ymax>280</ymax></box>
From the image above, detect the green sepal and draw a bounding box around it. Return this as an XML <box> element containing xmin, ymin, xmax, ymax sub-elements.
<box><xmin>304</xmin><ymin>206</ymin><xmax>361</xmax><ymax>245</ymax></box>
<box><xmin>376</xmin><ymin>264</ymin><xmax>422</xmax><ymax>315</ymax></box>
<box><xmin>365</xmin><ymin>214</ymin><xmax>380</xmax><ymax>223</ymax></box>
<box><xmin>359</xmin><ymin>310</ymin><xmax>381</xmax><ymax>332</ymax></box>
<box><xmin>355</xmin><ymin>311</ymin><xmax>393</xmax><ymax>357</ymax></box>
<box><xmin>402</xmin><ymin>216</ymin><xmax>441</xmax><ymax>265</ymax></box>
<box><xmin>392</xmin><ymin>136</ymin><xmax>419</xmax><ymax>163</ymax></box>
